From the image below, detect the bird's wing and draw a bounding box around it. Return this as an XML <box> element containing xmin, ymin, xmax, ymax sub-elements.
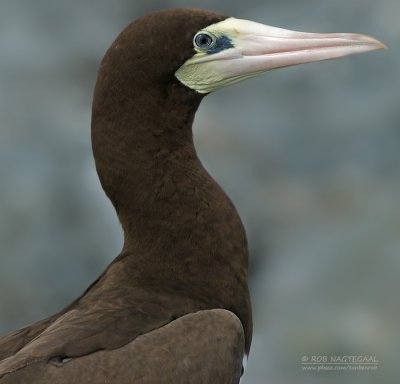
<box><xmin>0</xmin><ymin>314</ymin><xmax>61</xmax><ymax>360</ymax></box>
<box><xmin>0</xmin><ymin>296</ymin><xmax>176</xmax><ymax>377</ymax></box>
<box><xmin>0</xmin><ymin>309</ymin><xmax>244</xmax><ymax>384</ymax></box>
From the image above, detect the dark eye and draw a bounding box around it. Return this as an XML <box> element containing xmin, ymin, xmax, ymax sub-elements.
<box><xmin>194</xmin><ymin>32</ymin><xmax>216</xmax><ymax>50</ymax></box>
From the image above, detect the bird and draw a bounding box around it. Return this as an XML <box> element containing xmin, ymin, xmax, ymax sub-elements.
<box><xmin>0</xmin><ymin>8</ymin><xmax>384</xmax><ymax>384</ymax></box>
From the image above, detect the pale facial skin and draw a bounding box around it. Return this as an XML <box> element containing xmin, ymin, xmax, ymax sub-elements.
<box><xmin>176</xmin><ymin>17</ymin><xmax>386</xmax><ymax>93</ymax></box>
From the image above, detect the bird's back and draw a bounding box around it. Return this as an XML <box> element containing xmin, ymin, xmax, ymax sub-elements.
<box><xmin>0</xmin><ymin>251</ymin><xmax>247</xmax><ymax>382</ymax></box>
<box><xmin>0</xmin><ymin>309</ymin><xmax>245</xmax><ymax>384</ymax></box>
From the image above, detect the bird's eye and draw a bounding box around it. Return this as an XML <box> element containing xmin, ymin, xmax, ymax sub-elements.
<box><xmin>194</xmin><ymin>32</ymin><xmax>216</xmax><ymax>50</ymax></box>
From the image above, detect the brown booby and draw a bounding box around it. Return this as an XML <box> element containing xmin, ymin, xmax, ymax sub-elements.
<box><xmin>0</xmin><ymin>8</ymin><xmax>384</xmax><ymax>383</ymax></box>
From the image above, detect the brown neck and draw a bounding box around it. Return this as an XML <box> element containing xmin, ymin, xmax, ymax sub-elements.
<box><xmin>91</xmin><ymin>58</ymin><xmax>251</xmax><ymax>352</ymax></box>
<box><xmin>91</xmin><ymin>73</ymin><xmax>202</xmax><ymax>219</ymax></box>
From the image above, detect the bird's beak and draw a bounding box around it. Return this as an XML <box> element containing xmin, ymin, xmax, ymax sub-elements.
<box><xmin>175</xmin><ymin>17</ymin><xmax>386</xmax><ymax>93</ymax></box>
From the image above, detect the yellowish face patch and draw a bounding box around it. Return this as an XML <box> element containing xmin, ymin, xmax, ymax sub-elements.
<box><xmin>175</xmin><ymin>17</ymin><xmax>385</xmax><ymax>94</ymax></box>
<box><xmin>175</xmin><ymin>18</ymin><xmax>250</xmax><ymax>93</ymax></box>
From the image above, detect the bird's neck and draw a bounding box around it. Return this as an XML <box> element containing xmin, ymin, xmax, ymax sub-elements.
<box><xmin>91</xmin><ymin>78</ymin><xmax>251</xmax><ymax>351</ymax></box>
<box><xmin>92</xmin><ymin>80</ymin><xmax>201</xmax><ymax>225</ymax></box>
<box><xmin>92</xmin><ymin>80</ymin><xmax>242</xmax><ymax>257</ymax></box>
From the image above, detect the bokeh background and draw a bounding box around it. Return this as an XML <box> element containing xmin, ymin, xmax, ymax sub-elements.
<box><xmin>0</xmin><ymin>0</ymin><xmax>398</xmax><ymax>383</ymax></box>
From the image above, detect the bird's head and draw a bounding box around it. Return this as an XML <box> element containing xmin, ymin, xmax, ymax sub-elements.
<box><xmin>96</xmin><ymin>8</ymin><xmax>385</xmax><ymax>98</ymax></box>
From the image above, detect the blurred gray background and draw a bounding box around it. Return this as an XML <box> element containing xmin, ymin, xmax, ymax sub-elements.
<box><xmin>0</xmin><ymin>0</ymin><xmax>398</xmax><ymax>383</ymax></box>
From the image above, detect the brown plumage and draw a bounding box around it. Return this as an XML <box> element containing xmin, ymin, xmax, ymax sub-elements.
<box><xmin>0</xmin><ymin>310</ymin><xmax>244</xmax><ymax>384</ymax></box>
<box><xmin>0</xmin><ymin>6</ymin><xmax>385</xmax><ymax>383</ymax></box>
